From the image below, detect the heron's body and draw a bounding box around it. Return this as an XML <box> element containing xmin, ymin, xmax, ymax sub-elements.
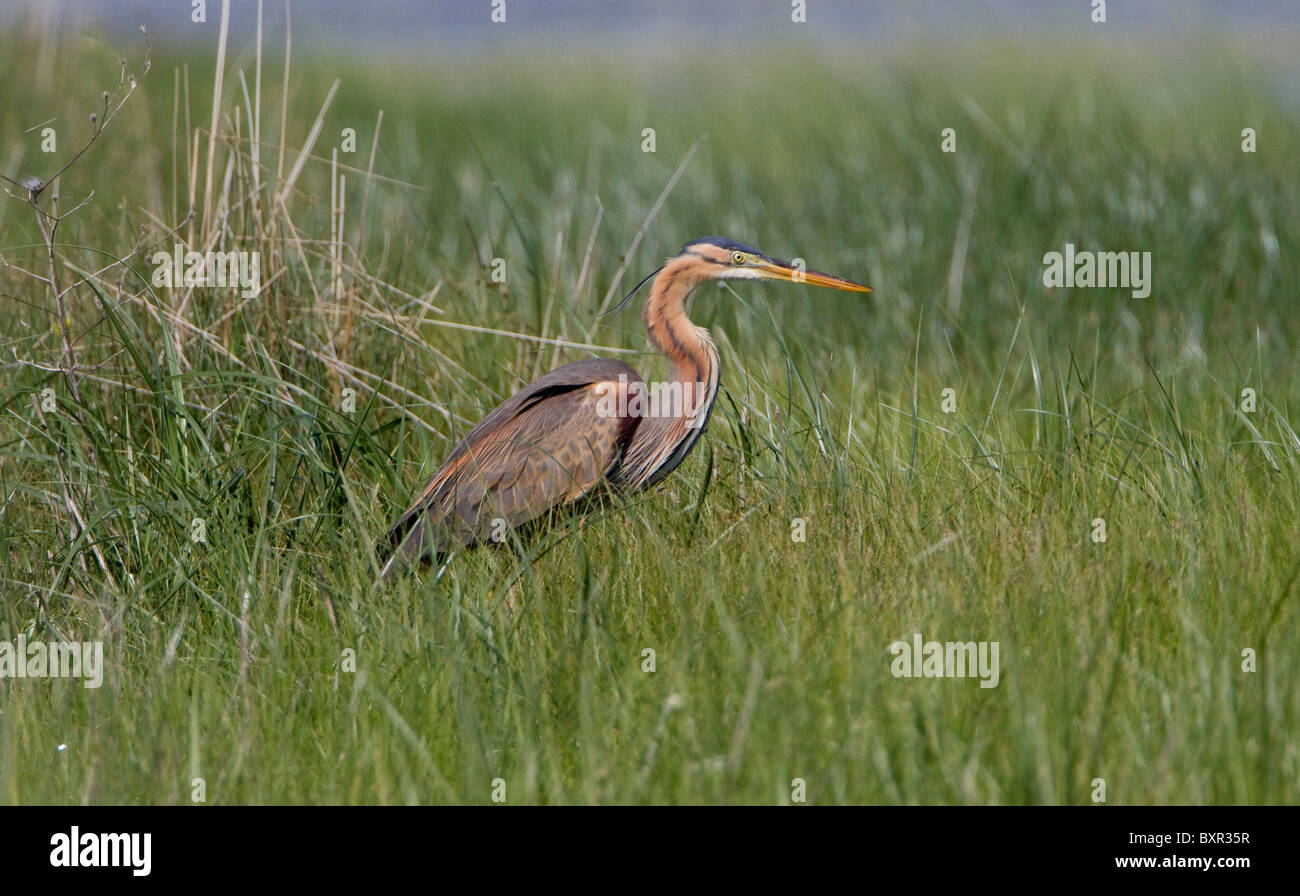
<box><xmin>379</xmin><ymin>237</ymin><xmax>868</xmax><ymax>580</ymax></box>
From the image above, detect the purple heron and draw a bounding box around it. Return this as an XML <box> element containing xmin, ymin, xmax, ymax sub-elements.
<box><xmin>379</xmin><ymin>237</ymin><xmax>870</xmax><ymax>580</ymax></box>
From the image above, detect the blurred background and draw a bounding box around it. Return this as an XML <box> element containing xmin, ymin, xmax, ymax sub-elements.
<box><xmin>9</xmin><ymin>0</ymin><xmax>1300</xmax><ymax>53</ymax></box>
<box><xmin>1</xmin><ymin>0</ymin><xmax>1297</xmax><ymax>804</ymax></box>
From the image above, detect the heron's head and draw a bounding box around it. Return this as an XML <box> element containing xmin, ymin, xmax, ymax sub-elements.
<box><xmin>607</xmin><ymin>236</ymin><xmax>871</xmax><ymax>321</ymax></box>
<box><xmin>675</xmin><ymin>236</ymin><xmax>871</xmax><ymax>292</ymax></box>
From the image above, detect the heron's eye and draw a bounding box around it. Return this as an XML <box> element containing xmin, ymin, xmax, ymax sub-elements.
<box><xmin>732</xmin><ymin>252</ymin><xmax>746</xmax><ymax>265</ymax></box>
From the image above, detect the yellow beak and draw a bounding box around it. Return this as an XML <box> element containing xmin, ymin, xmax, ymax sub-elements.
<box><xmin>754</xmin><ymin>259</ymin><xmax>872</xmax><ymax>292</ymax></box>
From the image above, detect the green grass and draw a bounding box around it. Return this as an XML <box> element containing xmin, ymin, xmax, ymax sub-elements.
<box><xmin>1</xmin><ymin>19</ymin><xmax>1298</xmax><ymax>804</ymax></box>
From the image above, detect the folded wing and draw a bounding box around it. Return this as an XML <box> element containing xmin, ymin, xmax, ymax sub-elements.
<box><xmin>381</xmin><ymin>358</ymin><xmax>643</xmax><ymax>578</ymax></box>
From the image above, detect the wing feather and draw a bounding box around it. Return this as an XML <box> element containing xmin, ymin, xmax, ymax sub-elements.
<box><xmin>381</xmin><ymin>359</ymin><xmax>642</xmax><ymax>576</ymax></box>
